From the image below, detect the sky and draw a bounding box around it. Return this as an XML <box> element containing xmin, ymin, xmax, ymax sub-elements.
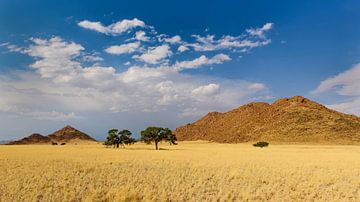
<box><xmin>0</xmin><ymin>0</ymin><xmax>360</xmax><ymax>140</ymax></box>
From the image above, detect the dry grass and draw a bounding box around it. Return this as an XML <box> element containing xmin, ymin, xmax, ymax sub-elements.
<box><xmin>1</xmin><ymin>141</ymin><xmax>360</xmax><ymax>201</ymax></box>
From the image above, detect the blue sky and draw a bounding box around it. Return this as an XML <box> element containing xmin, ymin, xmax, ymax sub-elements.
<box><xmin>0</xmin><ymin>0</ymin><xmax>360</xmax><ymax>140</ymax></box>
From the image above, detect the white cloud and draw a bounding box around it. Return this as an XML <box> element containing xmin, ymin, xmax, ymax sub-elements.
<box><xmin>1</xmin><ymin>37</ymin><xmax>269</xmax><ymax>123</ymax></box>
<box><xmin>177</xmin><ymin>45</ymin><xmax>189</xmax><ymax>52</ymax></box>
<box><xmin>192</xmin><ymin>83</ymin><xmax>220</xmax><ymax>96</ymax></box>
<box><xmin>163</xmin><ymin>35</ymin><xmax>182</xmax><ymax>44</ymax></box>
<box><xmin>173</xmin><ymin>54</ymin><xmax>231</xmax><ymax>71</ymax></box>
<box><xmin>82</xmin><ymin>54</ymin><xmax>103</xmax><ymax>62</ymax></box>
<box><xmin>312</xmin><ymin>63</ymin><xmax>360</xmax><ymax>116</ymax></box>
<box><xmin>326</xmin><ymin>99</ymin><xmax>360</xmax><ymax>116</ymax></box>
<box><xmin>135</xmin><ymin>31</ymin><xmax>150</xmax><ymax>42</ymax></box>
<box><xmin>312</xmin><ymin>63</ymin><xmax>360</xmax><ymax>96</ymax></box>
<box><xmin>187</xmin><ymin>23</ymin><xmax>273</xmax><ymax>52</ymax></box>
<box><xmin>189</xmin><ymin>34</ymin><xmax>271</xmax><ymax>51</ymax></box>
<box><xmin>105</xmin><ymin>42</ymin><xmax>140</xmax><ymax>55</ymax></box>
<box><xmin>78</xmin><ymin>20</ymin><xmax>108</xmax><ymax>33</ymax></box>
<box><xmin>78</xmin><ymin>18</ymin><xmax>145</xmax><ymax>35</ymax></box>
<box><xmin>133</xmin><ymin>44</ymin><xmax>172</xmax><ymax>64</ymax></box>
<box><xmin>25</xmin><ymin>37</ymin><xmax>84</xmax><ymax>80</ymax></box>
<box><xmin>246</xmin><ymin>22</ymin><xmax>274</xmax><ymax>38</ymax></box>
<box><xmin>1</xmin><ymin>43</ymin><xmax>26</xmax><ymax>53</ymax></box>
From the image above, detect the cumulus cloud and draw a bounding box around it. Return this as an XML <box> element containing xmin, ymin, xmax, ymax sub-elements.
<box><xmin>133</xmin><ymin>44</ymin><xmax>172</xmax><ymax>64</ymax></box>
<box><xmin>1</xmin><ymin>37</ymin><xmax>270</xmax><ymax>123</ymax></box>
<box><xmin>177</xmin><ymin>45</ymin><xmax>189</xmax><ymax>52</ymax></box>
<box><xmin>78</xmin><ymin>18</ymin><xmax>145</xmax><ymax>35</ymax></box>
<box><xmin>163</xmin><ymin>35</ymin><xmax>182</xmax><ymax>44</ymax></box>
<box><xmin>135</xmin><ymin>31</ymin><xmax>150</xmax><ymax>42</ymax></box>
<box><xmin>192</xmin><ymin>83</ymin><xmax>220</xmax><ymax>96</ymax></box>
<box><xmin>173</xmin><ymin>54</ymin><xmax>231</xmax><ymax>71</ymax></box>
<box><xmin>25</xmin><ymin>37</ymin><xmax>84</xmax><ymax>81</ymax></box>
<box><xmin>77</xmin><ymin>20</ymin><xmax>108</xmax><ymax>33</ymax></box>
<box><xmin>105</xmin><ymin>42</ymin><xmax>140</xmax><ymax>55</ymax></box>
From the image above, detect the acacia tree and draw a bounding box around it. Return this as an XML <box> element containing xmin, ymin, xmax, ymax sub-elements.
<box><xmin>118</xmin><ymin>129</ymin><xmax>136</xmax><ymax>147</ymax></box>
<box><xmin>104</xmin><ymin>129</ymin><xmax>136</xmax><ymax>148</ymax></box>
<box><xmin>105</xmin><ymin>129</ymin><xmax>118</xmax><ymax>148</ymax></box>
<box><xmin>140</xmin><ymin>126</ymin><xmax>177</xmax><ymax>150</ymax></box>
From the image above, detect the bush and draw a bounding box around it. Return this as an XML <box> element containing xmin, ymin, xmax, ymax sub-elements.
<box><xmin>60</xmin><ymin>143</ymin><xmax>66</xmax><ymax>145</ymax></box>
<box><xmin>253</xmin><ymin>141</ymin><xmax>269</xmax><ymax>148</ymax></box>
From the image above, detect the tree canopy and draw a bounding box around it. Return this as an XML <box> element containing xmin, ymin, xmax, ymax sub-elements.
<box><xmin>140</xmin><ymin>126</ymin><xmax>177</xmax><ymax>150</ymax></box>
<box><xmin>104</xmin><ymin>129</ymin><xmax>136</xmax><ymax>148</ymax></box>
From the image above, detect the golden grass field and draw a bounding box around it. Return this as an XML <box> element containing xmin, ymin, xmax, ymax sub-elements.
<box><xmin>1</xmin><ymin>141</ymin><xmax>360</xmax><ymax>201</ymax></box>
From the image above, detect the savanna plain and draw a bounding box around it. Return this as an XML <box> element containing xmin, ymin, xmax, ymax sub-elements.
<box><xmin>1</xmin><ymin>142</ymin><xmax>360</xmax><ymax>201</ymax></box>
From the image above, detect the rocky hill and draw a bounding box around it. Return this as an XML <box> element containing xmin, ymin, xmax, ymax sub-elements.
<box><xmin>175</xmin><ymin>96</ymin><xmax>360</xmax><ymax>144</ymax></box>
<box><xmin>7</xmin><ymin>133</ymin><xmax>51</xmax><ymax>145</ymax></box>
<box><xmin>48</xmin><ymin>125</ymin><xmax>96</xmax><ymax>143</ymax></box>
<box><xmin>7</xmin><ymin>125</ymin><xmax>97</xmax><ymax>145</ymax></box>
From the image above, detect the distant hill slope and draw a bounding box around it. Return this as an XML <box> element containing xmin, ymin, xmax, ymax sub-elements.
<box><xmin>7</xmin><ymin>125</ymin><xmax>97</xmax><ymax>145</ymax></box>
<box><xmin>7</xmin><ymin>133</ymin><xmax>51</xmax><ymax>145</ymax></box>
<box><xmin>175</xmin><ymin>96</ymin><xmax>360</xmax><ymax>144</ymax></box>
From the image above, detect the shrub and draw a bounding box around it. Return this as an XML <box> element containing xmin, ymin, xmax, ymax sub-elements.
<box><xmin>253</xmin><ymin>141</ymin><xmax>269</xmax><ymax>148</ymax></box>
<box><xmin>60</xmin><ymin>143</ymin><xmax>66</xmax><ymax>145</ymax></box>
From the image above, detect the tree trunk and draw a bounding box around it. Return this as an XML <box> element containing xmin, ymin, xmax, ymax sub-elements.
<box><xmin>155</xmin><ymin>141</ymin><xmax>158</xmax><ymax>150</ymax></box>
<box><xmin>116</xmin><ymin>143</ymin><xmax>119</xmax><ymax>148</ymax></box>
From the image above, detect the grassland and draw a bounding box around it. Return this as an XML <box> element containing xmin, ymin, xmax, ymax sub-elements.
<box><xmin>1</xmin><ymin>142</ymin><xmax>360</xmax><ymax>201</ymax></box>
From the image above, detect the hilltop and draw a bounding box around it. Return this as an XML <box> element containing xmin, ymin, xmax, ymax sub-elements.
<box><xmin>7</xmin><ymin>125</ymin><xmax>97</xmax><ymax>145</ymax></box>
<box><xmin>175</xmin><ymin>96</ymin><xmax>360</xmax><ymax>144</ymax></box>
<box><xmin>48</xmin><ymin>125</ymin><xmax>96</xmax><ymax>143</ymax></box>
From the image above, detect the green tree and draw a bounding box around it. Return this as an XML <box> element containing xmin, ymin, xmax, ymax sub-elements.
<box><xmin>140</xmin><ymin>126</ymin><xmax>177</xmax><ymax>150</ymax></box>
<box><xmin>118</xmin><ymin>129</ymin><xmax>136</xmax><ymax>147</ymax></box>
<box><xmin>104</xmin><ymin>129</ymin><xmax>136</xmax><ymax>148</ymax></box>
<box><xmin>105</xmin><ymin>129</ymin><xmax>118</xmax><ymax>148</ymax></box>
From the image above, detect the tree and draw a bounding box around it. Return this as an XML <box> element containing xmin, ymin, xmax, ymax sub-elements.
<box><xmin>104</xmin><ymin>129</ymin><xmax>136</xmax><ymax>148</ymax></box>
<box><xmin>140</xmin><ymin>126</ymin><xmax>177</xmax><ymax>150</ymax></box>
<box><xmin>104</xmin><ymin>129</ymin><xmax>118</xmax><ymax>148</ymax></box>
<box><xmin>118</xmin><ymin>129</ymin><xmax>136</xmax><ymax>147</ymax></box>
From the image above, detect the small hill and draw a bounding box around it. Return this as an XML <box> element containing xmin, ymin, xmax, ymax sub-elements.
<box><xmin>175</xmin><ymin>96</ymin><xmax>360</xmax><ymax>144</ymax></box>
<box><xmin>7</xmin><ymin>125</ymin><xmax>97</xmax><ymax>145</ymax></box>
<box><xmin>48</xmin><ymin>125</ymin><xmax>97</xmax><ymax>143</ymax></box>
<box><xmin>7</xmin><ymin>133</ymin><xmax>51</xmax><ymax>145</ymax></box>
